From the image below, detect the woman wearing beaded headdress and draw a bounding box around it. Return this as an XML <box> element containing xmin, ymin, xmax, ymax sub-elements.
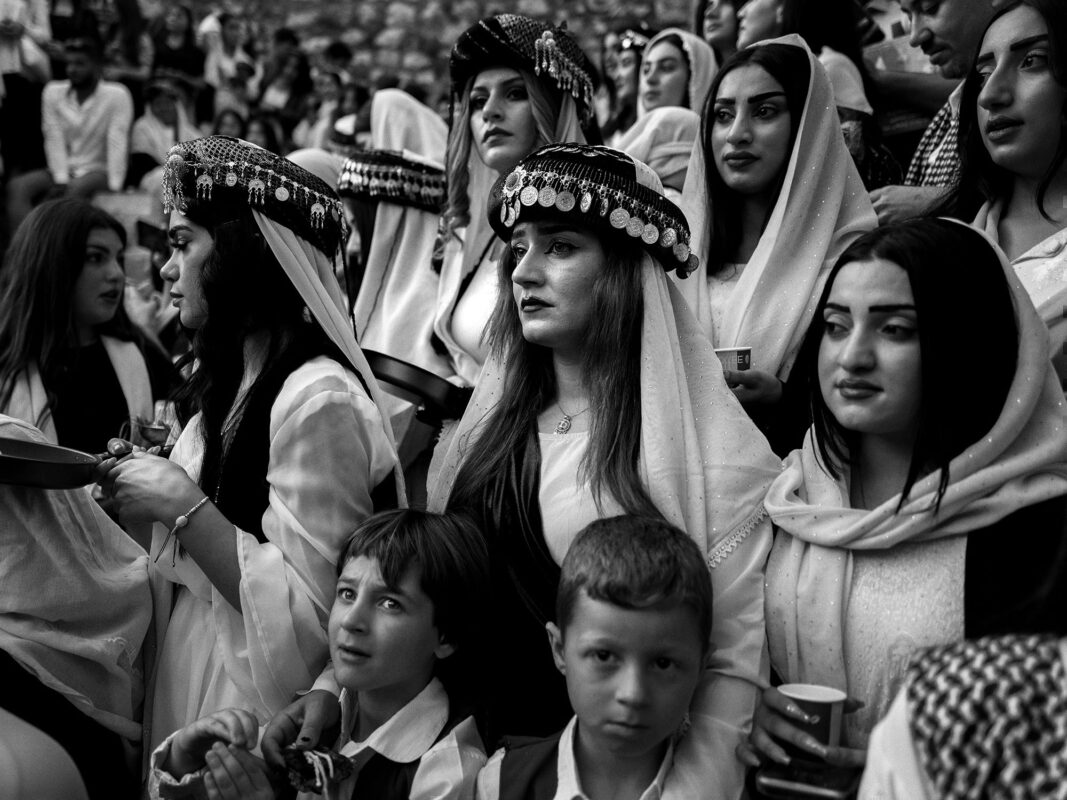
<box><xmin>429</xmin><ymin>144</ymin><xmax>781</xmax><ymax>799</ymax></box>
<box><xmin>97</xmin><ymin>136</ymin><xmax>404</xmax><ymax>752</ymax></box>
<box><xmin>431</xmin><ymin>13</ymin><xmax>601</xmax><ymax>389</ymax></box>
<box><xmin>678</xmin><ymin>35</ymin><xmax>876</xmax><ymax>453</ymax></box>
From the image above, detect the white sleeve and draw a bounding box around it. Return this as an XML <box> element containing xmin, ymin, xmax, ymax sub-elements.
<box><xmin>106</xmin><ymin>84</ymin><xmax>134</xmax><ymax>191</ymax></box>
<box><xmin>664</xmin><ymin>512</ymin><xmax>773</xmax><ymax>800</ymax></box>
<box><xmin>220</xmin><ymin>361</ymin><xmax>395</xmax><ymax>714</ymax></box>
<box><xmin>41</xmin><ymin>83</ymin><xmax>69</xmax><ymax>183</ymax></box>
<box><xmin>859</xmin><ymin>689</ymin><xmax>936</xmax><ymax>800</ymax></box>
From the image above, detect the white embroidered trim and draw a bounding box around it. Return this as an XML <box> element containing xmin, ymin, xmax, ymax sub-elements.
<box><xmin>707</xmin><ymin>504</ymin><xmax>768</xmax><ymax>569</ymax></box>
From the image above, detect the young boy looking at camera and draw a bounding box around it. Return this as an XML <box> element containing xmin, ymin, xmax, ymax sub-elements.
<box><xmin>149</xmin><ymin>509</ymin><xmax>490</xmax><ymax>800</ymax></box>
<box><xmin>476</xmin><ymin>515</ymin><xmax>713</xmax><ymax>800</ymax></box>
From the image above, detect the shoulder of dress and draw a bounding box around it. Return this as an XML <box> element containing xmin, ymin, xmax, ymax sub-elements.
<box><xmin>274</xmin><ymin>357</ymin><xmax>376</xmax><ymax>413</ymax></box>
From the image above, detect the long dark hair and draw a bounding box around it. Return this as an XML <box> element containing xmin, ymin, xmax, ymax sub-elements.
<box><xmin>170</xmin><ymin>200</ymin><xmax>346</xmax><ymax>536</ymax></box>
<box><xmin>448</xmin><ymin>230</ymin><xmax>659</xmax><ymax>519</ymax></box>
<box><xmin>937</xmin><ymin>0</ymin><xmax>1067</xmax><ymax>221</ymax></box>
<box><xmin>779</xmin><ymin>0</ymin><xmax>876</xmax><ymax>104</ymax></box>
<box><xmin>796</xmin><ymin>219</ymin><xmax>1018</xmax><ymax>511</ymax></box>
<box><xmin>0</xmin><ymin>199</ymin><xmax>130</xmax><ymax>417</ymax></box>
<box><xmin>699</xmin><ymin>43</ymin><xmax>810</xmax><ymax>275</ymax></box>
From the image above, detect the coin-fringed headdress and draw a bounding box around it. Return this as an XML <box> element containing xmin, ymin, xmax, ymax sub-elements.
<box><xmin>337</xmin><ymin>149</ymin><xmax>446</xmax><ymax>214</ymax></box>
<box><xmin>488</xmin><ymin>143</ymin><xmax>698</xmax><ymax>275</ymax></box>
<box><xmin>449</xmin><ymin>14</ymin><xmax>598</xmax><ymax>128</ymax></box>
<box><xmin>162</xmin><ymin>135</ymin><xmax>406</xmax><ymax>503</ymax></box>
<box><xmin>162</xmin><ymin>135</ymin><xmax>348</xmax><ymax>259</ymax></box>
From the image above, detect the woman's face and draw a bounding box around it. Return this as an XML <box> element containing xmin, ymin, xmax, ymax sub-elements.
<box><xmin>164</xmin><ymin>6</ymin><xmax>190</xmax><ymax>34</ymax></box>
<box><xmin>711</xmin><ymin>64</ymin><xmax>794</xmax><ymax>200</ymax></box>
<box><xmin>736</xmin><ymin>0</ymin><xmax>783</xmax><ymax>49</ymax></box>
<box><xmin>818</xmin><ymin>258</ymin><xmax>923</xmax><ymax>445</ymax></box>
<box><xmin>640</xmin><ymin>41</ymin><xmax>690</xmax><ymax>111</ymax></box>
<box><xmin>509</xmin><ymin>220</ymin><xmax>606</xmax><ymax>360</ymax></box>
<box><xmin>468</xmin><ymin>67</ymin><xmax>539</xmax><ymax>174</ymax></box>
<box><xmin>703</xmin><ymin>0</ymin><xmax>741</xmax><ymax>52</ymax></box>
<box><xmin>976</xmin><ymin>5</ymin><xmax>1066</xmax><ymax>181</ymax></box>
<box><xmin>161</xmin><ymin>210</ymin><xmax>211</xmax><ymax>329</ymax></box>
<box><xmin>72</xmin><ymin>226</ymin><xmax>125</xmax><ymax>344</ymax></box>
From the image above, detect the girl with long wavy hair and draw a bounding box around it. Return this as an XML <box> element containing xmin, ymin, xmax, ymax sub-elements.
<box><xmin>97</xmin><ymin>136</ymin><xmax>403</xmax><ymax>752</ymax></box>
<box><xmin>0</xmin><ymin>197</ymin><xmax>169</xmax><ymax>453</ymax></box>
<box><xmin>431</xmin><ymin>13</ymin><xmax>601</xmax><ymax>388</ymax></box>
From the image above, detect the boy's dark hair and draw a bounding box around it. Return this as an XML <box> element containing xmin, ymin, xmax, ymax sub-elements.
<box><xmin>339</xmin><ymin>509</ymin><xmax>491</xmax><ymax>701</ymax></box>
<box><xmin>556</xmin><ymin>516</ymin><xmax>713</xmax><ymax>654</ymax></box>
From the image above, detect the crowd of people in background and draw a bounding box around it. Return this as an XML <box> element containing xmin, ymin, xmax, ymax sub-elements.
<box><xmin>1</xmin><ymin>0</ymin><xmax>1066</xmax><ymax>799</ymax></box>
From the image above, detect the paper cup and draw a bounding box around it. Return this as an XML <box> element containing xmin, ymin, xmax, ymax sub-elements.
<box><xmin>714</xmin><ymin>347</ymin><xmax>751</xmax><ymax>372</ymax></box>
<box><xmin>777</xmin><ymin>683</ymin><xmax>846</xmax><ymax>762</ymax></box>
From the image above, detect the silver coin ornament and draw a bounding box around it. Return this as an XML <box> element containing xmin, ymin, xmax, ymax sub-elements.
<box><xmin>579</xmin><ymin>192</ymin><xmax>593</xmax><ymax>213</ymax></box>
<box><xmin>555</xmin><ymin>190</ymin><xmax>576</xmax><ymax>212</ymax></box>
<box><xmin>538</xmin><ymin>185</ymin><xmax>557</xmax><ymax>207</ymax></box>
<box><xmin>642</xmin><ymin>223</ymin><xmax>659</xmax><ymax>244</ymax></box>
<box><xmin>520</xmin><ymin>185</ymin><xmax>539</xmax><ymax>206</ymax></box>
<box><xmin>661</xmin><ymin>228</ymin><xmax>678</xmax><ymax>247</ymax></box>
<box><xmin>275</xmin><ymin>185</ymin><xmax>290</xmax><ymax>202</ymax></box>
<box><xmin>609</xmin><ymin>207</ymin><xmax>630</xmax><ymax>229</ymax></box>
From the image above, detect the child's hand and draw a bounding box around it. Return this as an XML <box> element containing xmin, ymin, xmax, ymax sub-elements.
<box><xmin>203</xmin><ymin>742</ymin><xmax>275</xmax><ymax>800</ymax></box>
<box><xmin>168</xmin><ymin>708</ymin><xmax>261</xmax><ymax>777</ymax></box>
<box><xmin>260</xmin><ymin>690</ymin><xmax>342</xmax><ymax>770</ymax></box>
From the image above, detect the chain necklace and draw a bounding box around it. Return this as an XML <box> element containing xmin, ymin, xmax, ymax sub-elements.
<box><xmin>554</xmin><ymin>401</ymin><xmax>589</xmax><ymax>435</ymax></box>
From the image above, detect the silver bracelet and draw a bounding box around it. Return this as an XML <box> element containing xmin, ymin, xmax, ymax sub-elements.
<box><xmin>153</xmin><ymin>496</ymin><xmax>210</xmax><ymax>564</ymax></box>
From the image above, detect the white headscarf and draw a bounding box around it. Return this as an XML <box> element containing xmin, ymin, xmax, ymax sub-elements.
<box><xmin>350</xmin><ymin>90</ymin><xmax>450</xmax><ymax>384</ymax></box>
<box><xmin>616</xmin><ymin>106</ymin><xmax>700</xmax><ymax>198</ymax></box>
<box><xmin>250</xmin><ymin>211</ymin><xmax>406</xmax><ymax>504</ymax></box>
<box><xmin>676</xmin><ymin>34</ymin><xmax>876</xmax><ymax>378</ymax></box>
<box><xmin>764</xmin><ymin>222</ymin><xmax>1067</xmax><ymax>694</ymax></box>
<box><xmin>638</xmin><ymin>28</ymin><xmax>719</xmax><ymax>119</ymax></box>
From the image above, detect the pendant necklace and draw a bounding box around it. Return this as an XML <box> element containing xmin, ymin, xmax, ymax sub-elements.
<box><xmin>554</xmin><ymin>401</ymin><xmax>589</xmax><ymax>435</ymax></box>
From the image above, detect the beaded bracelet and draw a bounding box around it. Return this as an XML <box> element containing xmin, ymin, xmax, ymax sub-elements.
<box><xmin>153</xmin><ymin>496</ymin><xmax>210</xmax><ymax>564</ymax></box>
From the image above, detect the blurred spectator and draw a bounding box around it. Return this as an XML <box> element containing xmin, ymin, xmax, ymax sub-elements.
<box><xmin>210</xmin><ymin>105</ymin><xmax>243</xmax><ymax>138</ymax></box>
<box><xmin>41</xmin><ymin>36</ymin><xmax>132</xmax><ymax>197</ymax></box>
<box><xmin>149</xmin><ymin>4</ymin><xmax>204</xmax><ymax>87</ymax></box>
<box><xmin>1</xmin><ymin>0</ymin><xmax>52</xmax><ymax>233</ymax></box>
<box><xmin>694</xmin><ymin>0</ymin><xmax>748</xmax><ymax>62</ymax></box>
<box><xmin>202</xmin><ymin>10</ymin><xmax>252</xmax><ymax>116</ymax></box>
<box><xmin>244</xmin><ymin>109</ymin><xmax>282</xmax><ymax>153</ymax></box>
<box><xmin>291</xmin><ymin>67</ymin><xmax>342</xmax><ymax>151</ymax></box>
<box><xmin>96</xmin><ymin>0</ymin><xmax>153</xmax><ymax>110</ymax></box>
<box><xmin>255</xmin><ymin>47</ymin><xmax>311</xmax><ymax>143</ymax></box>
<box><xmin>321</xmin><ymin>38</ymin><xmax>352</xmax><ymax>82</ymax></box>
<box><xmin>128</xmin><ymin>72</ymin><xmax>198</xmax><ymax>191</ymax></box>
<box><xmin>44</xmin><ymin>0</ymin><xmax>97</xmax><ymax>79</ymax></box>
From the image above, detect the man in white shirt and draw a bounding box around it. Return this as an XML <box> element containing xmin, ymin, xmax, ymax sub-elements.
<box><xmin>41</xmin><ymin>37</ymin><xmax>133</xmax><ymax>198</ymax></box>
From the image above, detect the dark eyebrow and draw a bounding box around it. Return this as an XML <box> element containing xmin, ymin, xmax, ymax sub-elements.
<box><xmin>167</xmin><ymin>224</ymin><xmax>192</xmax><ymax>238</ymax></box>
<box><xmin>978</xmin><ymin>34</ymin><xmax>1049</xmax><ymax>66</ymax></box>
<box><xmin>714</xmin><ymin>91</ymin><xmax>786</xmax><ymax>106</ymax></box>
<box><xmin>824</xmin><ymin>302</ymin><xmax>916</xmax><ymax>313</ymax></box>
<box><xmin>471</xmin><ymin>76</ymin><xmax>525</xmax><ymax>93</ymax></box>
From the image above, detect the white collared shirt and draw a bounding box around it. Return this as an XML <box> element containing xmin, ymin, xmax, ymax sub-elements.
<box><xmin>41</xmin><ymin>78</ymin><xmax>133</xmax><ymax>191</ymax></box>
<box><xmin>476</xmin><ymin>716</ymin><xmax>675</xmax><ymax>800</ymax></box>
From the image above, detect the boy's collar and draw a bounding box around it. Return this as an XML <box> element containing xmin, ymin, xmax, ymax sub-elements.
<box><xmin>553</xmin><ymin>716</ymin><xmax>675</xmax><ymax>800</ymax></box>
<box><xmin>336</xmin><ymin>677</ymin><xmax>449</xmax><ymax>764</ymax></box>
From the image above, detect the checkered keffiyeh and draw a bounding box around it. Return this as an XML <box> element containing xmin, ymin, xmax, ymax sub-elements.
<box><xmin>904</xmin><ymin>99</ymin><xmax>960</xmax><ymax>188</ymax></box>
<box><xmin>907</xmin><ymin>635</ymin><xmax>1067</xmax><ymax>800</ymax></box>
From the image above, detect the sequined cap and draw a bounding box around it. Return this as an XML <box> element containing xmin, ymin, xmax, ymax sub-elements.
<box><xmin>337</xmin><ymin>149</ymin><xmax>446</xmax><ymax>214</ymax></box>
<box><xmin>450</xmin><ymin>14</ymin><xmax>598</xmax><ymax>128</ymax></box>
<box><xmin>162</xmin><ymin>136</ymin><xmax>348</xmax><ymax>258</ymax></box>
<box><xmin>488</xmin><ymin>143</ymin><xmax>698</xmax><ymax>275</ymax></box>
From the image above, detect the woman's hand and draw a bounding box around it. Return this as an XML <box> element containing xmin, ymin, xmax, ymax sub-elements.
<box><xmin>203</xmin><ymin>742</ymin><xmax>275</xmax><ymax>800</ymax></box>
<box><xmin>168</xmin><ymin>708</ymin><xmax>260</xmax><ymax>778</ymax></box>
<box><xmin>723</xmin><ymin>368</ymin><xmax>783</xmax><ymax>406</ymax></box>
<box><xmin>737</xmin><ymin>687</ymin><xmax>866</xmax><ymax>769</ymax></box>
<box><xmin>260</xmin><ymin>690</ymin><xmax>342</xmax><ymax>771</ymax></box>
<box><xmin>97</xmin><ymin>444</ymin><xmax>202</xmax><ymax>527</ymax></box>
